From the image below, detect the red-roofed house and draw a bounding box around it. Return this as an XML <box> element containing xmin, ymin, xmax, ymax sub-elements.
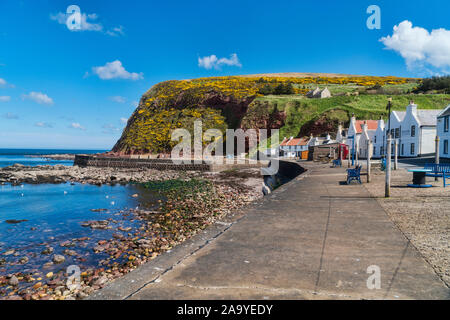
<box><xmin>346</xmin><ymin>115</ymin><xmax>379</xmax><ymax>158</ymax></box>
<box><xmin>280</xmin><ymin>137</ymin><xmax>309</xmax><ymax>158</ymax></box>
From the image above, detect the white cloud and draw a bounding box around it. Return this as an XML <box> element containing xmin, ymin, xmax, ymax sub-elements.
<box><xmin>69</xmin><ymin>122</ymin><xmax>85</xmax><ymax>130</ymax></box>
<box><xmin>109</xmin><ymin>96</ymin><xmax>126</xmax><ymax>103</ymax></box>
<box><xmin>102</xmin><ymin>123</ymin><xmax>121</xmax><ymax>134</ymax></box>
<box><xmin>106</xmin><ymin>26</ymin><xmax>125</xmax><ymax>37</ymax></box>
<box><xmin>0</xmin><ymin>78</ymin><xmax>14</xmax><ymax>88</ymax></box>
<box><xmin>2</xmin><ymin>113</ymin><xmax>18</xmax><ymax>120</ymax></box>
<box><xmin>50</xmin><ymin>12</ymin><xmax>103</xmax><ymax>32</ymax></box>
<box><xmin>120</xmin><ymin>117</ymin><xmax>128</xmax><ymax>124</ymax></box>
<box><xmin>22</xmin><ymin>92</ymin><xmax>54</xmax><ymax>105</ymax></box>
<box><xmin>380</xmin><ymin>20</ymin><xmax>450</xmax><ymax>73</ymax></box>
<box><xmin>35</xmin><ymin>122</ymin><xmax>53</xmax><ymax>128</ymax></box>
<box><xmin>198</xmin><ymin>53</ymin><xmax>242</xmax><ymax>70</ymax></box>
<box><xmin>92</xmin><ymin>60</ymin><xmax>143</xmax><ymax>80</ymax></box>
<box><xmin>50</xmin><ymin>12</ymin><xmax>124</xmax><ymax>37</ymax></box>
<box><xmin>0</xmin><ymin>96</ymin><xmax>10</xmax><ymax>102</ymax></box>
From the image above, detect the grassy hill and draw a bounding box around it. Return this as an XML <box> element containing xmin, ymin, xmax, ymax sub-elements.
<box><xmin>112</xmin><ymin>74</ymin><xmax>449</xmax><ymax>154</ymax></box>
<box><xmin>244</xmin><ymin>93</ymin><xmax>450</xmax><ymax>139</ymax></box>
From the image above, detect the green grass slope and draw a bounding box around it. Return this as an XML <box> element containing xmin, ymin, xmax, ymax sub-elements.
<box><xmin>243</xmin><ymin>94</ymin><xmax>450</xmax><ymax>139</ymax></box>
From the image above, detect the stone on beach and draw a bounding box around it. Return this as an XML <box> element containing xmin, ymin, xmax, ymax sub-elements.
<box><xmin>8</xmin><ymin>276</ymin><xmax>19</xmax><ymax>286</ymax></box>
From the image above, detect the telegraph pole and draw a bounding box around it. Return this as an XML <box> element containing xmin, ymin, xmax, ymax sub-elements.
<box><xmin>385</xmin><ymin>134</ymin><xmax>392</xmax><ymax>198</ymax></box>
<box><xmin>384</xmin><ymin>97</ymin><xmax>392</xmax><ymax>160</ymax></box>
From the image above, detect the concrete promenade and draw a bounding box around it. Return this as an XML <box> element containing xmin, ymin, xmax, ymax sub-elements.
<box><xmin>90</xmin><ymin>162</ymin><xmax>449</xmax><ymax>300</ymax></box>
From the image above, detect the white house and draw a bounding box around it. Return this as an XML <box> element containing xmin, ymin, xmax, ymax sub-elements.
<box><xmin>279</xmin><ymin>137</ymin><xmax>309</xmax><ymax>158</ymax></box>
<box><xmin>385</xmin><ymin>102</ymin><xmax>440</xmax><ymax>157</ymax></box>
<box><xmin>345</xmin><ymin>115</ymin><xmax>378</xmax><ymax>158</ymax></box>
<box><xmin>372</xmin><ymin>117</ymin><xmax>385</xmax><ymax>158</ymax></box>
<box><xmin>358</xmin><ymin>121</ymin><xmax>378</xmax><ymax>159</ymax></box>
<box><xmin>335</xmin><ymin>123</ymin><xmax>348</xmax><ymax>144</ymax></box>
<box><xmin>306</xmin><ymin>87</ymin><xmax>331</xmax><ymax>99</ymax></box>
<box><xmin>437</xmin><ymin>104</ymin><xmax>450</xmax><ymax>159</ymax></box>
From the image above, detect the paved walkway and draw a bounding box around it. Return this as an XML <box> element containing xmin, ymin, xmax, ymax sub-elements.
<box><xmin>90</xmin><ymin>163</ymin><xmax>449</xmax><ymax>300</ymax></box>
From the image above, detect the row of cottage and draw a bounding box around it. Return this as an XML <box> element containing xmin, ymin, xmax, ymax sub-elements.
<box><xmin>280</xmin><ymin>101</ymin><xmax>450</xmax><ymax>159</ymax></box>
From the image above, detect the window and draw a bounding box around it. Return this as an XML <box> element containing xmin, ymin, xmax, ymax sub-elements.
<box><xmin>374</xmin><ymin>136</ymin><xmax>377</xmax><ymax>143</ymax></box>
<box><xmin>411</xmin><ymin>125</ymin><xmax>416</xmax><ymax>137</ymax></box>
<box><xmin>391</xmin><ymin>129</ymin><xmax>394</xmax><ymax>137</ymax></box>
<box><xmin>395</xmin><ymin>128</ymin><xmax>400</xmax><ymax>138</ymax></box>
<box><xmin>445</xmin><ymin>116</ymin><xmax>449</xmax><ymax>132</ymax></box>
<box><xmin>401</xmin><ymin>144</ymin><xmax>404</xmax><ymax>155</ymax></box>
<box><xmin>380</xmin><ymin>146</ymin><xmax>384</xmax><ymax>156</ymax></box>
<box><xmin>373</xmin><ymin>146</ymin><xmax>376</xmax><ymax>155</ymax></box>
<box><xmin>411</xmin><ymin>143</ymin><xmax>415</xmax><ymax>155</ymax></box>
<box><xmin>444</xmin><ymin>140</ymin><xmax>449</xmax><ymax>155</ymax></box>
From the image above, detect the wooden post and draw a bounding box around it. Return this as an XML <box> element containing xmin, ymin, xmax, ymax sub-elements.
<box><xmin>340</xmin><ymin>144</ymin><xmax>343</xmax><ymax>167</ymax></box>
<box><xmin>394</xmin><ymin>139</ymin><xmax>398</xmax><ymax>170</ymax></box>
<box><xmin>367</xmin><ymin>141</ymin><xmax>372</xmax><ymax>183</ymax></box>
<box><xmin>435</xmin><ymin>136</ymin><xmax>440</xmax><ymax>181</ymax></box>
<box><xmin>385</xmin><ymin>135</ymin><xmax>392</xmax><ymax>198</ymax></box>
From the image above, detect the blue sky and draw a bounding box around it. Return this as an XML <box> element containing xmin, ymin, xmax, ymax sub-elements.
<box><xmin>0</xmin><ymin>0</ymin><xmax>449</xmax><ymax>149</ymax></box>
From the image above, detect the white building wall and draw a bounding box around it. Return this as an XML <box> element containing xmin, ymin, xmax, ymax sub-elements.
<box><xmin>420</xmin><ymin>127</ymin><xmax>437</xmax><ymax>155</ymax></box>
<box><xmin>437</xmin><ymin>114</ymin><xmax>450</xmax><ymax>159</ymax></box>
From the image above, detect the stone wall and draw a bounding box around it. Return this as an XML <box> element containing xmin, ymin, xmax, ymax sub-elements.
<box><xmin>74</xmin><ymin>155</ymin><xmax>270</xmax><ymax>172</ymax></box>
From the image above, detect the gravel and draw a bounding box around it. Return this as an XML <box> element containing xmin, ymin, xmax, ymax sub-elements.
<box><xmin>364</xmin><ymin>168</ymin><xmax>450</xmax><ymax>287</ymax></box>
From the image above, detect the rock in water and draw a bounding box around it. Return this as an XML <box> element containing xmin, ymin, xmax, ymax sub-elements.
<box><xmin>5</xmin><ymin>219</ymin><xmax>28</xmax><ymax>224</ymax></box>
<box><xmin>52</xmin><ymin>254</ymin><xmax>65</xmax><ymax>264</ymax></box>
<box><xmin>41</xmin><ymin>247</ymin><xmax>54</xmax><ymax>255</ymax></box>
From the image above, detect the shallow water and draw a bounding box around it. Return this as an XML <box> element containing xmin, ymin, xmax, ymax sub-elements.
<box><xmin>0</xmin><ymin>182</ymin><xmax>159</xmax><ymax>277</ymax></box>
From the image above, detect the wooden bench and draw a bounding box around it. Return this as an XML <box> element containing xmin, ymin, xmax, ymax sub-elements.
<box><xmin>424</xmin><ymin>163</ymin><xmax>450</xmax><ymax>188</ymax></box>
<box><xmin>347</xmin><ymin>165</ymin><xmax>362</xmax><ymax>185</ymax></box>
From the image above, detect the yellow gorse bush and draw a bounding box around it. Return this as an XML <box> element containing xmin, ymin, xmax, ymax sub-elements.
<box><xmin>117</xmin><ymin>75</ymin><xmax>413</xmax><ymax>153</ymax></box>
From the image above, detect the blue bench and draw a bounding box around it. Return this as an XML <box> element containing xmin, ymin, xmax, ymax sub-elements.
<box><xmin>424</xmin><ymin>163</ymin><xmax>450</xmax><ymax>187</ymax></box>
<box><xmin>347</xmin><ymin>165</ymin><xmax>362</xmax><ymax>185</ymax></box>
<box><xmin>332</xmin><ymin>159</ymin><xmax>342</xmax><ymax>167</ymax></box>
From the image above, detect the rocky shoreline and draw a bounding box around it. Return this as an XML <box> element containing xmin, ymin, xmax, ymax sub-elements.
<box><xmin>0</xmin><ymin>164</ymin><xmax>263</xmax><ymax>300</ymax></box>
<box><xmin>26</xmin><ymin>154</ymin><xmax>77</xmax><ymax>161</ymax></box>
<box><xmin>0</xmin><ymin>164</ymin><xmax>183</xmax><ymax>185</ymax></box>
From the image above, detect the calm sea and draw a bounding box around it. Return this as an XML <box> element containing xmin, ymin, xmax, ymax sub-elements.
<box><xmin>0</xmin><ymin>149</ymin><xmax>160</xmax><ymax>295</ymax></box>
<box><xmin>0</xmin><ymin>149</ymin><xmax>107</xmax><ymax>167</ymax></box>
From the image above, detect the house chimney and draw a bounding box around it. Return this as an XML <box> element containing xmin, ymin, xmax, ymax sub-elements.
<box><xmin>407</xmin><ymin>101</ymin><xmax>418</xmax><ymax>116</ymax></box>
<box><xmin>362</xmin><ymin>122</ymin><xmax>368</xmax><ymax>133</ymax></box>
<box><xmin>378</xmin><ymin>117</ymin><xmax>385</xmax><ymax>130</ymax></box>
